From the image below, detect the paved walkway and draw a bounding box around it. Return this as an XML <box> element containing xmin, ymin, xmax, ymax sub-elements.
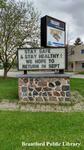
<box><xmin>0</xmin><ymin>70</ymin><xmax>84</xmax><ymax>78</ymax></box>
<box><xmin>70</xmin><ymin>74</ymin><xmax>84</xmax><ymax>79</ymax></box>
<box><xmin>0</xmin><ymin>101</ymin><xmax>84</xmax><ymax>112</ymax></box>
<box><xmin>0</xmin><ymin>69</ymin><xmax>22</xmax><ymax>77</ymax></box>
<box><xmin>0</xmin><ymin>102</ymin><xmax>19</xmax><ymax>111</ymax></box>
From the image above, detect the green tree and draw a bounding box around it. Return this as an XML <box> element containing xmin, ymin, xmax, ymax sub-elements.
<box><xmin>0</xmin><ymin>0</ymin><xmax>6</xmax><ymax>8</ymax></box>
<box><xmin>0</xmin><ymin>0</ymin><xmax>40</xmax><ymax>77</ymax></box>
<box><xmin>74</xmin><ymin>37</ymin><xmax>83</xmax><ymax>45</ymax></box>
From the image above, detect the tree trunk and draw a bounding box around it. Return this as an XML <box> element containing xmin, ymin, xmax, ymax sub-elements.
<box><xmin>4</xmin><ymin>68</ymin><xmax>8</xmax><ymax>78</ymax></box>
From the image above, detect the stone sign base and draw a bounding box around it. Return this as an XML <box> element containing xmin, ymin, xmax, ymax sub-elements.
<box><xmin>18</xmin><ymin>73</ymin><xmax>70</xmax><ymax>103</ymax></box>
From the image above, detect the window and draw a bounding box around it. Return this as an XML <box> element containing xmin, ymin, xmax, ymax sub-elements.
<box><xmin>82</xmin><ymin>63</ymin><xmax>84</xmax><ymax>68</ymax></box>
<box><xmin>81</xmin><ymin>49</ymin><xmax>84</xmax><ymax>54</ymax></box>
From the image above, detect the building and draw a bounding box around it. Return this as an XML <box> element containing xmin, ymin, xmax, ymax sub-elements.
<box><xmin>68</xmin><ymin>45</ymin><xmax>84</xmax><ymax>72</ymax></box>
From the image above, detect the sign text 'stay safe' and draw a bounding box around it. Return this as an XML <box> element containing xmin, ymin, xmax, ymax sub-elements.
<box><xmin>18</xmin><ymin>48</ymin><xmax>65</xmax><ymax>70</ymax></box>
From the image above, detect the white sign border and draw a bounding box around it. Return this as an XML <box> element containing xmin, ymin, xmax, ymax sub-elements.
<box><xmin>17</xmin><ymin>47</ymin><xmax>66</xmax><ymax>71</ymax></box>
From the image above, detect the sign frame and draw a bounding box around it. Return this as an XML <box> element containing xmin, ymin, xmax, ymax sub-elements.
<box><xmin>17</xmin><ymin>47</ymin><xmax>66</xmax><ymax>71</ymax></box>
<box><xmin>41</xmin><ymin>15</ymin><xmax>66</xmax><ymax>48</ymax></box>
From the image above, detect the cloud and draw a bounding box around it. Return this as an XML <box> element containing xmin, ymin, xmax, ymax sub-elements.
<box><xmin>33</xmin><ymin>0</ymin><xmax>84</xmax><ymax>43</ymax></box>
<box><xmin>61</xmin><ymin>0</ymin><xmax>84</xmax><ymax>28</ymax></box>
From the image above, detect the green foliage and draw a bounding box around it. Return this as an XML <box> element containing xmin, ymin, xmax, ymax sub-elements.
<box><xmin>74</xmin><ymin>37</ymin><xmax>83</xmax><ymax>45</ymax></box>
<box><xmin>0</xmin><ymin>0</ymin><xmax>6</xmax><ymax>8</ymax></box>
<box><xmin>0</xmin><ymin>0</ymin><xmax>40</xmax><ymax>77</ymax></box>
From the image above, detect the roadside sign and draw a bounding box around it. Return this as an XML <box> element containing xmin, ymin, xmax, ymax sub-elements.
<box><xmin>17</xmin><ymin>47</ymin><xmax>65</xmax><ymax>70</ymax></box>
<box><xmin>41</xmin><ymin>15</ymin><xmax>66</xmax><ymax>47</ymax></box>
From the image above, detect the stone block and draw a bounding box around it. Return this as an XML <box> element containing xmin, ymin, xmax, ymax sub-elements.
<box><xmin>66</xmin><ymin>91</ymin><xmax>71</xmax><ymax>97</ymax></box>
<box><xmin>22</xmin><ymin>92</ymin><xmax>27</xmax><ymax>97</ymax></box>
<box><xmin>29</xmin><ymin>87</ymin><xmax>34</xmax><ymax>91</ymax></box>
<box><xmin>28</xmin><ymin>92</ymin><xmax>33</xmax><ymax>97</ymax></box>
<box><xmin>23</xmin><ymin>78</ymin><xmax>28</xmax><ymax>83</ymax></box>
<box><xmin>49</xmin><ymin>82</ymin><xmax>55</xmax><ymax>88</ymax></box>
<box><xmin>39</xmin><ymin>92</ymin><xmax>42</xmax><ymax>96</ymax></box>
<box><xmin>53</xmin><ymin>91</ymin><xmax>60</xmax><ymax>96</ymax></box>
<box><xmin>38</xmin><ymin>80</ymin><xmax>47</xmax><ymax>86</ymax></box>
<box><xmin>43</xmin><ymin>87</ymin><xmax>52</xmax><ymax>91</ymax></box>
<box><xmin>43</xmin><ymin>96</ymin><xmax>49</xmax><ymax>101</ymax></box>
<box><xmin>61</xmin><ymin>92</ymin><xmax>65</xmax><ymax>96</ymax></box>
<box><xmin>33</xmin><ymin>90</ymin><xmax>39</xmax><ymax>96</ymax></box>
<box><xmin>62</xmin><ymin>85</ymin><xmax>70</xmax><ymax>91</ymax></box>
<box><xmin>36</xmin><ymin>97</ymin><xmax>43</xmax><ymax>102</ymax></box>
<box><xmin>29</xmin><ymin>79</ymin><xmax>34</xmax><ymax>87</ymax></box>
<box><xmin>22</xmin><ymin>87</ymin><xmax>27</xmax><ymax>92</ymax></box>
<box><xmin>23</xmin><ymin>97</ymin><xmax>28</xmax><ymax>101</ymax></box>
<box><xmin>47</xmin><ymin>92</ymin><xmax>53</xmax><ymax>96</ymax></box>
<box><xmin>49</xmin><ymin>97</ymin><xmax>58</xmax><ymax>102</ymax></box>
<box><xmin>42</xmin><ymin>92</ymin><xmax>48</xmax><ymax>96</ymax></box>
<box><xmin>19</xmin><ymin>79</ymin><xmax>23</xmax><ymax>86</ymax></box>
<box><xmin>55</xmin><ymin>87</ymin><xmax>61</xmax><ymax>91</ymax></box>
<box><xmin>67</xmin><ymin>79</ymin><xmax>70</xmax><ymax>84</ymax></box>
<box><xmin>61</xmin><ymin>79</ymin><xmax>67</xmax><ymax>84</ymax></box>
<box><xmin>28</xmin><ymin>97</ymin><xmax>34</xmax><ymax>101</ymax></box>
<box><xmin>35</xmin><ymin>87</ymin><xmax>42</xmax><ymax>92</ymax></box>
<box><xmin>55</xmin><ymin>80</ymin><xmax>61</xmax><ymax>86</ymax></box>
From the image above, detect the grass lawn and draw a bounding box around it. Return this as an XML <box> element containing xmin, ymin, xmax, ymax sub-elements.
<box><xmin>0</xmin><ymin>78</ymin><xmax>84</xmax><ymax>150</ymax></box>
<box><xmin>0</xmin><ymin>77</ymin><xmax>18</xmax><ymax>101</ymax></box>
<box><xmin>0</xmin><ymin>77</ymin><xmax>84</xmax><ymax>101</ymax></box>
<box><xmin>70</xmin><ymin>78</ymin><xmax>84</xmax><ymax>97</ymax></box>
<box><xmin>77</xmin><ymin>72</ymin><xmax>84</xmax><ymax>75</ymax></box>
<box><xmin>0</xmin><ymin>111</ymin><xmax>84</xmax><ymax>150</ymax></box>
